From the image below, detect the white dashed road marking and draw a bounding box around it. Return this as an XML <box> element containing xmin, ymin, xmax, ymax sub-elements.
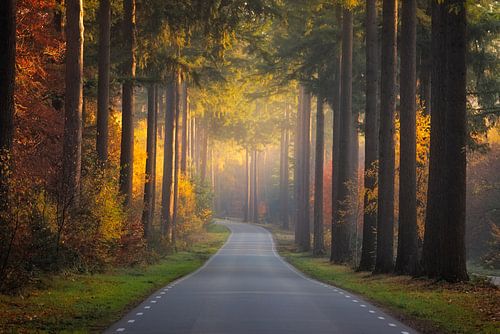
<box><xmin>116</xmin><ymin>328</ymin><xmax>125</xmax><ymax>332</ymax></box>
<box><xmin>389</xmin><ymin>323</ymin><xmax>397</xmax><ymax>327</ymax></box>
<box><xmin>136</xmin><ymin>312</ymin><xmax>143</xmax><ymax>316</ymax></box>
<box><xmin>377</xmin><ymin>316</ymin><xmax>385</xmax><ymax>320</ymax></box>
<box><xmin>127</xmin><ymin>319</ymin><xmax>135</xmax><ymax>323</ymax></box>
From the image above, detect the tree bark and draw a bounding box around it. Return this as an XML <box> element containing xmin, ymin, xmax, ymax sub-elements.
<box><xmin>313</xmin><ymin>95</ymin><xmax>325</xmax><ymax>255</ymax></box>
<box><xmin>244</xmin><ymin>149</ymin><xmax>250</xmax><ymax>222</ymax></box>
<box><xmin>200</xmin><ymin>126</ymin><xmax>208</xmax><ymax>184</ymax></box>
<box><xmin>422</xmin><ymin>0</ymin><xmax>468</xmax><ymax>282</ymax></box>
<box><xmin>141</xmin><ymin>85</ymin><xmax>156</xmax><ymax>242</ymax></box>
<box><xmin>374</xmin><ymin>0</ymin><xmax>397</xmax><ymax>274</ymax></box>
<box><xmin>331</xmin><ymin>8</ymin><xmax>353</xmax><ymax>264</ymax></box>
<box><xmin>161</xmin><ymin>80</ymin><xmax>176</xmax><ymax>241</ymax></box>
<box><xmin>280</xmin><ymin>108</ymin><xmax>290</xmax><ymax>230</ymax></box>
<box><xmin>395</xmin><ymin>0</ymin><xmax>418</xmax><ymax>275</ymax></box>
<box><xmin>294</xmin><ymin>88</ymin><xmax>303</xmax><ymax>243</ymax></box>
<box><xmin>180</xmin><ymin>80</ymin><xmax>188</xmax><ymax>174</ymax></box>
<box><xmin>297</xmin><ymin>86</ymin><xmax>311</xmax><ymax>251</ymax></box>
<box><xmin>252</xmin><ymin>150</ymin><xmax>259</xmax><ymax>224</ymax></box>
<box><xmin>359</xmin><ymin>0</ymin><xmax>378</xmax><ymax>271</ymax></box>
<box><xmin>171</xmin><ymin>71</ymin><xmax>181</xmax><ymax>249</ymax></box>
<box><xmin>62</xmin><ymin>0</ymin><xmax>84</xmax><ymax>206</ymax></box>
<box><xmin>330</xmin><ymin>5</ymin><xmax>342</xmax><ymax>263</ymax></box>
<box><xmin>0</xmin><ymin>0</ymin><xmax>16</xmax><ymax>213</ymax></box>
<box><xmin>119</xmin><ymin>0</ymin><xmax>136</xmax><ymax>206</ymax></box>
<box><xmin>151</xmin><ymin>85</ymin><xmax>158</xmax><ymax>226</ymax></box>
<box><xmin>96</xmin><ymin>0</ymin><xmax>111</xmax><ymax>163</ymax></box>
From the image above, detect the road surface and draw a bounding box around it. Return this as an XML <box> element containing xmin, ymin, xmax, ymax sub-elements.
<box><xmin>106</xmin><ymin>221</ymin><xmax>417</xmax><ymax>334</ymax></box>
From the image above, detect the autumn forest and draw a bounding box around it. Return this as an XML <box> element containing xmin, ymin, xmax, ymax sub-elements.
<box><xmin>0</xmin><ymin>0</ymin><xmax>499</xmax><ymax>333</ymax></box>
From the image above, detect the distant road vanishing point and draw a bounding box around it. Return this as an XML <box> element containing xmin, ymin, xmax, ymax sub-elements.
<box><xmin>106</xmin><ymin>221</ymin><xmax>417</xmax><ymax>334</ymax></box>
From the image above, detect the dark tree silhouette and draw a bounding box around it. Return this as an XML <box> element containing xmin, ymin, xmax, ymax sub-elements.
<box><xmin>395</xmin><ymin>0</ymin><xmax>418</xmax><ymax>275</ymax></box>
<box><xmin>119</xmin><ymin>0</ymin><xmax>136</xmax><ymax>206</ymax></box>
<box><xmin>332</xmin><ymin>8</ymin><xmax>353</xmax><ymax>264</ymax></box>
<box><xmin>359</xmin><ymin>0</ymin><xmax>378</xmax><ymax>272</ymax></box>
<box><xmin>422</xmin><ymin>0</ymin><xmax>468</xmax><ymax>282</ymax></box>
<box><xmin>96</xmin><ymin>0</ymin><xmax>111</xmax><ymax>163</ymax></box>
<box><xmin>62</xmin><ymin>0</ymin><xmax>84</xmax><ymax>205</ymax></box>
<box><xmin>374</xmin><ymin>0</ymin><xmax>397</xmax><ymax>274</ymax></box>
<box><xmin>0</xmin><ymin>0</ymin><xmax>16</xmax><ymax>213</ymax></box>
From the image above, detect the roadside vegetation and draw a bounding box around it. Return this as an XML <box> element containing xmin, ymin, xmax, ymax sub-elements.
<box><xmin>0</xmin><ymin>224</ymin><xmax>228</xmax><ymax>333</ymax></box>
<box><xmin>268</xmin><ymin>226</ymin><xmax>499</xmax><ymax>334</ymax></box>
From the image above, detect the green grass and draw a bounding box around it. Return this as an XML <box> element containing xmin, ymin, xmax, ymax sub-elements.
<box><xmin>0</xmin><ymin>224</ymin><xmax>229</xmax><ymax>333</ymax></box>
<box><xmin>268</xmin><ymin>226</ymin><xmax>499</xmax><ymax>334</ymax></box>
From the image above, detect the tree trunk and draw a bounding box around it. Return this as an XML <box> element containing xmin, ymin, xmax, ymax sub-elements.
<box><xmin>200</xmin><ymin>125</ymin><xmax>208</xmax><ymax>184</ymax></box>
<box><xmin>141</xmin><ymin>85</ymin><xmax>156</xmax><ymax>242</ymax></box>
<box><xmin>0</xmin><ymin>0</ymin><xmax>16</xmax><ymax>213</ymax></box>
<box><xmin>180</xmin><ymin>80</ymin><xmax>188</xmax><ymax>174</ymax></box>
<box><xmin>190</xmin><ymin>116</ymin><xmax>196</xmax><ymax>174</ymax></box>
<box><xmin>358</xmin><ymin>0</ymin><xmax>378</xmax><ymax>272</ymax></box>
<box><xmin>330</xmin><ymin>5</ymin><xmax>342</xmax><ymax>263</ymax></box>
<box><xmin>313</xmin><ymin>95</ymin><xmax>325</xmax><ymax>256</ymax></box>
<box><xmin>161</xmin><ymin>79</ymin><xmax>176</xmax><ymax>241</ymax></box>
<box><xmin>96</xmin><ymin>0</ymin><xmax>111</xmax><ymax>163</ymax></box>
<box><xmin>171</xmin><ymin>71</ymin><xmax>181</xmax><ymax>249</ymax></box>
<box><xmin>252</xmin><ymin>150</ymin><xmax>259</xmax><ymax>224</ymax></box>
<box><xmin>244</xmin><ymin>149</ymin><xmax>250</xmax><ymax>222</ymax></box>
<box><xmin>331</xmin><ymin>8</ymin><xmax>353</xmax><ymax>264</ymax></box>
<box><xmin>119</xmin><ymin>0</ymin><xmax>136</xmax><ymax>206</ymax></box>
<box><xmin>422</xmin><ymin>0</ymin><xmax>468</xmax><ymax>282</ymax></box>
<box><xmin>294</xmin><ymin>88</ymin><xmax>303</xmax><ymax>243</ymax></box>
<box><xmin>62</xmin><ymin>0</ymin><xmax>84</xmax><ymax>206</ymax></box>
<box><xmin>297</xmin><ymin>87</ymin><xmax>311</xmax><ymax>251</ymax></box>
<box><xmin>151</xmin><ymin>85</ymin><xmax>158</xmax><ymax>225</ymax></box>
<box><xmin>442</xmin><ymin>0</ymin><xmax>467</xmax><ymax>282</ymax></box>
<box><xmin>395</xmin><ymin>0</ymin><xmax>418</xmax><ymax>275</ymax></box>
<box><xmin>280</xmin><ymin>109</ymin><xmax>290</xmax><ymax>230</ymax></box>
<box><xmin>374</xmin><ymin>0</ymin><xmax>397</xmax><ymax>274</ymax></box>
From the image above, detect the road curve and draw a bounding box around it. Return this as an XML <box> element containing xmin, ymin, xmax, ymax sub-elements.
<box><xmin>105</xmin><ymin>221</ymin><xmax>417</xmax><ymax>334</ymax></box>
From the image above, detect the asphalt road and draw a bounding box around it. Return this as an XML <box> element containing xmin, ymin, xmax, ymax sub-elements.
<box><xmin>105</xmin><ymin>221</ymin><xmax>417</xmax><ymax>334</ymax></box>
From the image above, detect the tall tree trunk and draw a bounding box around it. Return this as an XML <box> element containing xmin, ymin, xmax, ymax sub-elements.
<box><xmin>244</xmin><ymin>149</ymin><xmax>250</xmax><ymax>222</ymax></box>
<box><xmin>190</xmin><ymin>116</ymin><xmax>196</xmax><ymax>174</ymax></box>
<box><xmin>395</xmin><ymin>0</ymin><xmax>418</xmax><ymax>275</ymax></box>
<box><xmin>313</xmin><ymin>94</ymin><xmax>325</xmax><ymax>256</ymax></box>
<box><xmin>359</xmin><ymin>0</ymin><xmax>378</xmax><ymax>272</ymax></box>
<box><xmin>151</xmin><ymin>85</ymin><xmax>158</xmax><ymax>225</ymax></box>
<box><xmin>422</xmin><ymin>0</ymin><xmax>468</xmax><ymax>282</ymax></box>
<box><xmin>249</xmin><ymin>149</ymin><xmax>255</xmax><ymax>223</ymax></box>
<box><xmin>331</xmin><ymin>8</ymin><xmax>353</xmax><ymax>264</ymax></box>
<box><xmin>161</xmin><ymin>79</ymin><xmax>176</xmax><ymax>241</ymax></box>
<box><xmin>180</xmin><ymin>80</ymin><xmax>188</xmax><ymax>174</ymax></box>
<box><xmin>330</xmin><ymin>5</ymin><xmax>342</xmax><ymax>263</ymax></box>
<box><xmin>119</xmin><ymin>0</ymin><xmax>136</xmax><ymax>206</ymax></box>
<box><xmin>171</xmin><ymin>71</ymin><xmax>181</xmax><ymax>249</ymax></box>
<box><xmin>297</xmin><ymin>86</ymin><xmax>311</xmax><ymax>251</ymax></box>
<box><xmin>442</xmin><ymin>0</ymin><xmax>467</xmax><ymax>282</ymax></box>
<box><xmin>200</xmin><ymin>125</ymin><xmax>208</xmax><ymax>184</ymax></box>
<box><xmin>141</xmin><ymin>85</ymin><xmax>156</xmax><ymax>242</ymax></box>
<box><xmin>374</xmin><ymin>0</ymin><xmax>397</xmax><ymax>274</ymax></box>
<box><xmin>252</xmin><ymin>150</ymin><xmax>259</xmax><ymax>224</ymax></box>
<box><xmin>0</xmin><ymin>0</ymin><xmax>16</xmax><ymax>213</ymax></box>
<box><xmin>280</xmin><ymin>109</ymin><xmax>290</xmax><ymax>230</ymax></box>
<box><xmin>96</xmin><ymin>0</ymin><xmax>111</xmax><ymax>163</ymax></box>
<box><xmin>294</xmin><ymin>88</ymin><xmax>303</xmax><ymax>243</ymax></box>
<box><xmin>62</xmin><ymin>0</ymin><xmax>84</xmax><ymax>205</ymax></box>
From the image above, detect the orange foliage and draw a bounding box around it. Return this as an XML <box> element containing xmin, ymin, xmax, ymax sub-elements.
<box><xmin>14</xmin><ymin>0</ymin><xmax>65</xmax><ymax>187</ymax></box>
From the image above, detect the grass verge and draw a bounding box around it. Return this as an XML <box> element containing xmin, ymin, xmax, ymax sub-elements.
<box><xmin>0</xmin><ymin>223</ymin><xmax>229</xmax><ymax>333</ymax></box>
<box><xmin>267</xmin><ymin>225</ymin><xmax>499</xmax><ymax>334</ymax></box>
